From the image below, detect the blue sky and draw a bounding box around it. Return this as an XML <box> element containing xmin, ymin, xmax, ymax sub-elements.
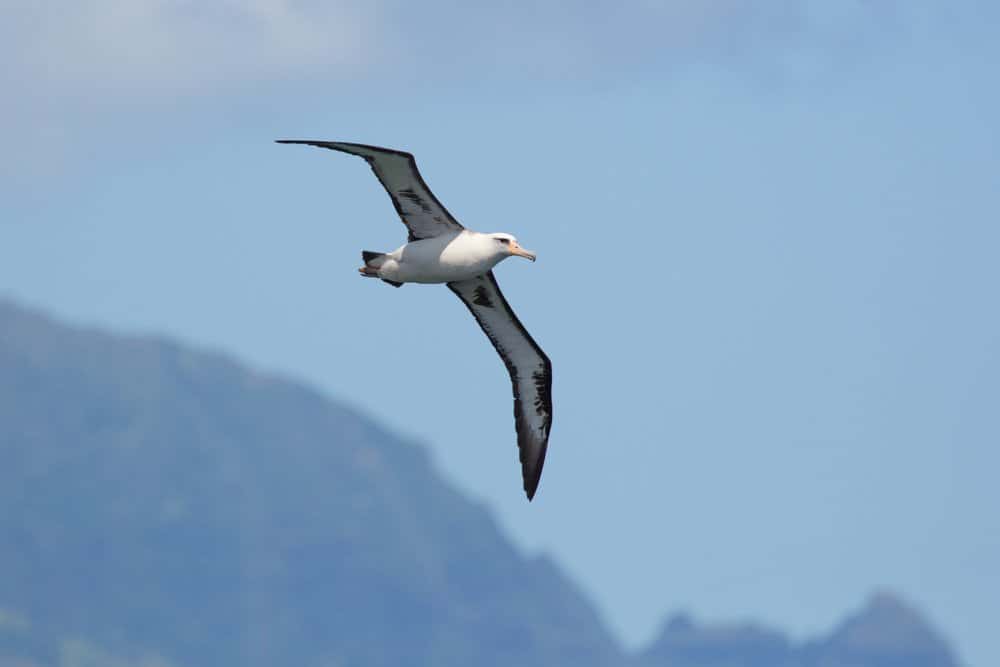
<box><xmin>2</xmin><ymin>2</ymin><xmax>998</xmax><ymax>664</ymax></box>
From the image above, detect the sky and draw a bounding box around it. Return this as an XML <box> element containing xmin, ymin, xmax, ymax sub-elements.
<box><xmin>2</xmin><ymin>1</ymin><xmax>998</xmax><ymax>665</ymax></box>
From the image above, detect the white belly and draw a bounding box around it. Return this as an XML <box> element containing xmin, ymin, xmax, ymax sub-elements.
<box><xmin>379</xmin><ymin>231</ymin><xmax>502</xmax><ymax>284</ymax></box>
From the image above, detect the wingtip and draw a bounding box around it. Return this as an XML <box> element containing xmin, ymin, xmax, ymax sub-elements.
<box><xmin>522</xmin><ymin>450</ymin><xmax>545</xmax><ymax>502</ymax></box>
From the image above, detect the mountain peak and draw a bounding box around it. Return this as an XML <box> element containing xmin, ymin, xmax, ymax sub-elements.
<box><xmin>805</xmin><ymin>591</ymin><xmax>960</xmax><ymax>667</ymax></box>
<box><xmin>641</xmin><ymin>611</ymin><xmax>791</xmax><ymax>667</ymax></box>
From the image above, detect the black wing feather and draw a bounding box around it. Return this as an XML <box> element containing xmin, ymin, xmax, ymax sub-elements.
<box><xmin>276</xmin><ymin>140</ymin><xmax>464</xmax><ymax>241</ymax></box>
<box><xmin>448</xmin><ymin>272</ymin><xmax>553</xmax><ymax>500</ymax></box>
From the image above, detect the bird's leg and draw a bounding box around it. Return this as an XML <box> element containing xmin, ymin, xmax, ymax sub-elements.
<box><xmin>359</xmin><ymin>266</ymin><xmax>379</xmax><ymax>278</ymax></box>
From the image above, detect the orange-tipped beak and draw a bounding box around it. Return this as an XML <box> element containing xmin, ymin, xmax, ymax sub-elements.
<box><xmin>510</xmin><ymin>243</ymin><xmax>537</xmax><ymax>262</ymax></box>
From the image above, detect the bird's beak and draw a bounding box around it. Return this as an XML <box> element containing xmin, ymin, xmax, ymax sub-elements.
<box><xmin>510</xmin><ymin>243</ymin><xmax>537</xmax><ymax>262</ymax></box>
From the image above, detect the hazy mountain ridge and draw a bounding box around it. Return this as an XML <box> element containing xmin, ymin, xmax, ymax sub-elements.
<box><xmin>638</xmin><ymin>592</ymin><xmax>960</xmax><ymax>667</ymax></box>
<box><xmin>0</xmin><ymin>299</ymin><xmax>962</xmax><ymax>667</ymax></box>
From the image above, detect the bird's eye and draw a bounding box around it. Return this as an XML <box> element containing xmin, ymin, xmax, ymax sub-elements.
<box><xmin>497</xmin><ymin>238</ymin><xmax>510</xmax><ymax>245</ymax></box>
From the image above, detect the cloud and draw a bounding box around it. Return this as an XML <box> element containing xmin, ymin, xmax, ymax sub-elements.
<box><xmin>360</xmin><ymin>0</ymin><xmax>910</xmax><ymax>86</ymax></box>
<box><xmin>364</xmin><ymin>1</ymin><xmax>788</xmax><ymax>82</ymax></box>
<box><xmin>0</xmin><ymin>0</ymin><xmax>379</xmax><ymax>181</ymax></box>
<box><xmin>2</xmin><ymin>0</ymin><xmax>911</xmax><ymax>100</ymax></box>
<box><xmin>3</xmin><ymin>0</ymin><xmax>374</xmax><ymax>94</ymax></box>
<box><xmin>0</xmin><ymin>0</ymin><xmax>922</xmax><ymax>181</ymax></box>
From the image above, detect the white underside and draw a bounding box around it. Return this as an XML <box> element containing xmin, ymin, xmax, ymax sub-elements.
<box><xmin>375</xmin><ymin>230</ymin><xmax>508</xmax><ymax>284</ymax></box>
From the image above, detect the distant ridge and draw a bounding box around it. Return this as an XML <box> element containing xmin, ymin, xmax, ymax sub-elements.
<box><xmin>0</xmin><ymin>299</ymin><xmax>963</xmax><ymax>667</ymax></box>
<box><xmin>638</xmin><ymin>592</ymin><xmax>960</xmax><ymax>667</ymax></box>
<box><xmin>798</xmin><ymin>591</ymin><xmax>961</xmax><ymax>667</ymax></box>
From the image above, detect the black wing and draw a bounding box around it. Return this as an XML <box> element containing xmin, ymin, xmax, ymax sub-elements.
<box><xmin>448</xmin><ymin>272</ymin><xmax>552</xmax><ymax>500</ymax></box>
<box><xmin>276</xmin><ymin>140</ymin><xmax>465</xmax><ymax>241</ymax></box>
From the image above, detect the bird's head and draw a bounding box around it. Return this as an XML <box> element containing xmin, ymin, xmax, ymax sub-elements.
<box><xmin>490</xmin><ymin>233</ymin><xmax>536</xmax><ymax>262</ymax></box>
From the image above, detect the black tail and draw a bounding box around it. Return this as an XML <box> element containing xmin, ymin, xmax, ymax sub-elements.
<box><xmin>362</xmin><ymin>250</ymin><xmax>384</xmax><ymax>264</ymax></box>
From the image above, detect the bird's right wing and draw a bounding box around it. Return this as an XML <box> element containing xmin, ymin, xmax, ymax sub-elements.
<box><xmin>448</xmin><ymin>271</ymin><xmax>552</xmax><ymax>500</ymax></box>
<box><xmin>276</xmin><ymin>140</ymin><xmax>465</xmax><ymax>241</ymax></box>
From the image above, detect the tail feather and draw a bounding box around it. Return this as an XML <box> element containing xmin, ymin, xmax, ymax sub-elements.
<box><xmin>360</xmin><ymin>250</ymin><xmax>401</xmax><ymax>287</ymax></box>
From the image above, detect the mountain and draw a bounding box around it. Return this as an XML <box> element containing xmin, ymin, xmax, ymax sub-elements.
<box><xmin>637</xmin><ymin>612</ymin><xmax>793</xmax><ymax>667</ymax></box>
<box><xmin>0</xmin><ymin>299</ymin><xmax>964</xmax><ymax>667</ymax></box>
<box><xmin>799</xmin><ymin>592</ymin><xmax>961</xmax><ymax>667</ymax></box>
<box><xmin>637</xmin><ymin>593</ymin><xmax>960</xmax><ymax>667</ymax></box>
<box><xmin>0</xmin><ymin>299</ymin><xmax>619</xmax><ymax>667</ymax></box>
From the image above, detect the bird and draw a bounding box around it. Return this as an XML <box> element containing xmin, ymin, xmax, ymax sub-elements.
<box><xmin>276</xmin><ymin>140</ymin><xmax>553</xmax><ymax>500</ymax></box>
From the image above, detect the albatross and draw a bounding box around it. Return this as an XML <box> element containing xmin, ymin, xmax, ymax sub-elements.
<box><xmin>277</xmin><ymin>140</ymin><xmax>553</xmax><ymax>500</ymax></box>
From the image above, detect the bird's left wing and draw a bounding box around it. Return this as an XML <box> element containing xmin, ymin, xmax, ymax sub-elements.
<box><xmin>447</xmin><ymin>272</ymin><xmax>552</xmax><ymax>500</ymax></box>
<box><xmin>276</xmin><ymin>140</ymin><xmax>464</xmax><ymax>241</ymax></box>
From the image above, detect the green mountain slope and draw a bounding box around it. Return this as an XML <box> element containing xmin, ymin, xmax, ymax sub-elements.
<box><xmin>0</xmin><ymin>300</ymin><xmax>619</xmax><ymax>667</ymax></box>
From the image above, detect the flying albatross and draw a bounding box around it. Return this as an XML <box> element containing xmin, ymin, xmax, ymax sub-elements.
<box><xmin>276</xmin><ymin>140</ymin><xmax>553</xmax><ymax>500</ymax></box>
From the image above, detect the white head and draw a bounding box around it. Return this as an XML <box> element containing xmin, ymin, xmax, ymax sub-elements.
<box><xmin>488</xmin><ymin>232</ymin><xmax>537</xmax><ymax>262</ymax></box>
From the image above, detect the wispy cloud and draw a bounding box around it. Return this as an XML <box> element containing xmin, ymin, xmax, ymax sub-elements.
<box><xmin>0</xmin><ymin>0</ymin><xmax>927</xmax><ymax>179</ymax></box>
<box><xmin>2</xmin><ymin>0</ymin><xmax>911</xmax><ymax>100</ymax></box>
<box><xmin>0</xmin><ymin>0</ymin><xmax>376</xmax><ymax>180</ymax></box>
<box><xmin>3</xmin><ymin>0</ymin><xmax>374</xmax><ymax>94</ymax></box>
